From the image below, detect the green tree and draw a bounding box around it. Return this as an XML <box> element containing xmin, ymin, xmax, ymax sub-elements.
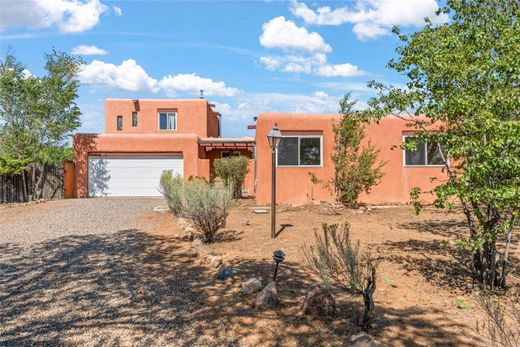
<box><xmin>214</xmin><ymin>156</ymin><xmax>250</xmax><ymax>199</ymax></box>
<box><xmin>332</xmin><ymin>93</ymin><xmax>385</xmax><ymax>206</ymax></box>
<box><xmin>363</xmin><ymin>0</ymin><xmax>519</xmax><ymax>289</ymax></box>
<box><xmin>0</xmin><ymin>51</ymin><xmax>82</xmax><ymax>200</ymax></box>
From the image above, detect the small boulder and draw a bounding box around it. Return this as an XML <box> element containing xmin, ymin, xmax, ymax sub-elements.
<box><xmin>208</xmin><ymin>256</ymin><xmax>223</xmax><ymax>268</ymax></box>
<box><xmin>255</xmin><ymin>281</ymin><xmax>278</xmax><ymax>309</ymax></box>
<box><xmin>242</xmin><ymin>278</ymin><xmax>262</xmax><ymax>294</ymax></box>
<box><xmin>301</xmin><ymin>285</ymin><xmax>336</xmax><ymax>317</ymax></box>
<box><xmin>153</xmin><ymin>205</ymin><xmax>169</xmax><ymax>213</ymax></box>
<box><xmin>348</xmin><ymin>332</ymin><xmax>378</xmax><ymax>347</ymax></box>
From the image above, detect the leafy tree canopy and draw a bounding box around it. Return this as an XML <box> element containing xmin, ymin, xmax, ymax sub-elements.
<box><xmin>362</xmin><ymin>0</ymin><xmax>519</xmax><ymax>289</ymax></box>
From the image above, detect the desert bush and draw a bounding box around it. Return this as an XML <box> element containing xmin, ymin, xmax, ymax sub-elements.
<box><xmin>213</xmin><ymin>156</ymin><xmax>249</xmax><ymax>198</ymax></box>
<box><xmin>160</xmin><ymin>171</ymin><xmax>234</xmax><ymax>242</ymax></box>
<box><xmin>159</xmin><ymin>170</ymin><xmax>184</xmax><ymax>216</ymax></box>
<box><xmin>303</xmin><ymin>222</ymin><xmax>376</xmax><ymax>331</ymax></box>
<box><xmin>477</xmin><ymin>296</ymin><xmax>520</xmax><ymax>347</ymax></box>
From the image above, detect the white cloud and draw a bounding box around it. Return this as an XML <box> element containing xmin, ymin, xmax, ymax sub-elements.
<box><xmin>72</xmin><ymin>45</ymin><xmax>108</xmax><ymax>56</ymax></box>
<box><xmin>259</xmin><ymin>16</ymin><xmax>332</xmax><ymax>53</ymax></box>
<box><xmin>79</xmin><ymin>59</ymin><xmax>159</xmax><ymax>93</ymax></box>
<box><xmin>259</xmin><ymin>53</ymin><xmax>363</xmax><ymax>77</ymax></box>
<box><xmin>112</xmin><ymin>5</ymin><xmax>122</xmax><ymax>16</ymax></box>
<box><xmin>314</xmin><ymin>63</ymin><xmax>363</xmax><ymax>77</ymax></box>
<box><xmin>21</xmin><ymin>69</ymin><xmax>33</xmax><ymax>79</ymax></box>
<box><xmin>289</xmin><ymin>0</ymin><xmax>449</xmax><ymax>40</ymax></box>
<box><xmin>78</xmin><ymin>59</ymin><xmax>239</xmax><ymax>97</ymax></box>
<box><xmin>159</xmin><ymin>74</ymin><xmax>239</xmax><ymax>97</ymax></box>
<box><xmin>0</xmin><ymin>0</ymin><xmax>109</xmax><ymax>33</ymax></box>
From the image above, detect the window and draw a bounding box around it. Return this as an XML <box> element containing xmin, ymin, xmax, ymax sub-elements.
<box><xmin>404</xmin><ymin>136</ymin><xmax>446</xmax><ymax>166</ymax></box>
<box><xmin>132</xmin><ymin>112</ymin><xmax>138</xmax><ymax>127</ymax></box>
<box><xmin>277</xmin><ymin>136</ymin><xmax>322</xmax><ymax>166</ymax></box>
<box><xmin>117</xmin><ymin>115</ymin><xmax>123</xmax><ymax>131</ymax></box>
<box><xmin>159</xmin><ymin>112</ymin><xmax>176</xmax><ymax>130</ymax></box>
<box><xmin>221</xmin><ymin>151</ymin><xmax>240</xmax><ymax>158</ymax></box>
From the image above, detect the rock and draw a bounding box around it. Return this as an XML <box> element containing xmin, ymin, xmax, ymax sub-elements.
<box><xmin>184</xmin><ymin>226</ymin><xmax>196</xmax><ymax>232</ymax></box>
<box><xmin>301</xmin><ymin>285</ymin><xmax>336</xmax><ymax>317</ymax></box>
<box><xmin>255</xmin><ymin>281</ymin><xmax>278</xmax><ymax>309</ymax></box>
<box><xmin>153</xmin><ymin>205</ymin><xmax>169</xmax><ymax>213</ymax></box>
<box><xmin>348</xmin><ymin>332</ymin><xmax>378</xmax><ymax>347</ymax></box>
<box><xmin>242</xmin><ymin>278</ymin><xmax>262</xmax><ymax>294</ymax></box>
<box><xmin>208</xmin><ymin>256</ymin><xmax>223</xmax><ymax>268</ymax></box>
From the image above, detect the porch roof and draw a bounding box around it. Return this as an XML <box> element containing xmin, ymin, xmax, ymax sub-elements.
<box><xmin>198</xmin><ymin>137</ymin><xmax>255</xmax><ymax>150</ymax></box>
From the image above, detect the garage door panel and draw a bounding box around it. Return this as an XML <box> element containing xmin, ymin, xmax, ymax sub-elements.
<box><xmin>88</xmin><ymin>156</ymin><xmax>183</xmax><ymax>197</ymax></box>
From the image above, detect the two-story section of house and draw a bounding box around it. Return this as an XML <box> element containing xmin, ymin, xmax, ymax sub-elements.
<box><xmin>73</xmin><ymin>99</ymin><xmax>254</xmax><ymax>197</ymax></box>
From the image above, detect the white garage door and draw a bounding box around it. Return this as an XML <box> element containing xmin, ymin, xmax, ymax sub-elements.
<box><xmin>88</xmin><ymin>155</ymin><xmax>183</xmax><ymax>197</ymax></box>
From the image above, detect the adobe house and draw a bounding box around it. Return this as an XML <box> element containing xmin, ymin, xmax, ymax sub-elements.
<box><xmin>73</xmin><ymin>98</ymin><xmax>254</xmax><ymax>198</ymax></box>
<box><xmin>73</xmin><ymin>98</ymin><xmax>446</xmax><ymax>204</ymax></box>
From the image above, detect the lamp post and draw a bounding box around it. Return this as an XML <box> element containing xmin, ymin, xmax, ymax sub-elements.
<box><xmin>267</xmin><ymin>126</ymin><xmax>282</xmax><ymax>239</ymax></box>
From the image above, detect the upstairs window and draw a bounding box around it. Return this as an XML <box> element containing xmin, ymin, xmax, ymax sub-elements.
<box><xmin>277</xmin><ymin>136</ymin><xmax>322</xmax><ymax>167</ymax></box>
<box><xmin>132</xmin><ymin>112</ymin><xmax>138</xmax><ymax>127</ymax></box>
<box><xmin>117</xmin><ymin>115</ymin><xmax>123</xmax><ymax>131</ymax></box>
<box><xmin>159</xmin><ymin>112</ymin><xmax>176</xmax><ymax>130</ymax></box>
<box><xmin>404</xmin><ymin>136</ymin><xmax>446</xmax><ymax>166</ymax></box>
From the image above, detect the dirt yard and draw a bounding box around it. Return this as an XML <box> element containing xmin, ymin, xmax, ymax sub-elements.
<box><xmin>1</xmin><ymin>198</ymin><xmax>518</xmax><ymax>346</ymax></box>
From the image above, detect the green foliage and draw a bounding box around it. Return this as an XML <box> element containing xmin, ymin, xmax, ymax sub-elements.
<box><xmin>213</xmin><ymin>156</ymin><xmax>249</xmax><ymax>199</ymax></box>
<box><xmin>456</xmin><ymin>298</ymin><xmax>470</xmax><ymax>310</ymax></box>
<box><xmin>159</xmin><ymin>171</ymin><xmax>234</xmax><ymax>243</ymax></box>
<box><xmin>0</xmin><ymin>50</ymin><xmax>82</xmax><ymax>200</ymax></box>
<box><xmin>332</xmin><ymin>93</ymin><xmax>385</xmax><ymax>206</ymax></box>
<box><xmin>303</xmin><ymin>222</ymin><xmax>377</xmax><ymax>330</ymax></box>
<box><xmin>361</xmin><ymin>0</ymin><xmax>519</xmax><ymax>289</ymax></box>
<box><xmin>159</xmin><ymin>170</ymin><xmax>185</xmax><ymax>216</ymax></box>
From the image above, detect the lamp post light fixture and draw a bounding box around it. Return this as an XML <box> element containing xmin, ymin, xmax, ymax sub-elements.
<box><xmin>272</xmin><ymin>250</ymin><xmax>285</xmax><ymax>281</ymax></box>
<box><xmin>267</xmin><ymin>126</ymin><xmax>282</xmax><ymax>239</ymax></box>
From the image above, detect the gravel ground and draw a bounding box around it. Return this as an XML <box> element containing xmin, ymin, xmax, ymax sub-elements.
<box><xmin>0</xmin><ymin>197</ymin><xmax>163</xmax><ymax>245</ymax></box>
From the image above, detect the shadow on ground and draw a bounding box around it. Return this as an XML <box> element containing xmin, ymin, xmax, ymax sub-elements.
<box><xmin>0</xmin><ymin>229</ymin><xmax>479</xmax><ymax>346</ymax></box>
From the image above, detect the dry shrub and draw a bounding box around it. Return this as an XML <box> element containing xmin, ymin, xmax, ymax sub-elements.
<box><xmin>477</xmin><ymin>296</ymin><xmax>520</xmax><ymax>347</ymax></box>
<box><xmin>160</xmin><ymin>171</ymin><xmax>234</xmax><ymax>242</ymax></box>
<box><xmin>303</xmin><ymin>222</ymin><xmax>376</xmax><ymax>331</ymax></box>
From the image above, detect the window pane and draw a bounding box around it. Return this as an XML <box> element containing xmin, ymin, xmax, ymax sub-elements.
<box><xmin>132</xmin><ymin>112</ymin><xmax>138</xmax><ymax>127</ymax></box>
<box><xmin>427</xmin><ymin>142</ymin><xmax>445</xmax><ymax>165</ymax></box>
<box><xmin>300</xmin><ymin>137</ymin><xmax>321</xmax><ymax>165</ymax></box>
<box><xmin>277</xmin><ymin>137</ymin><xmax>298</xmax><ymax>165</ymax></box>
<box><xmin>404</xmin><ymin>137</ymin><xmax>426</xmax><ymax>165</ymax></box>
<box><xmin>168</xmin><ymin>113</ymin><xmax>176</xmax><ymax>129</ymax></box>
<box><xmin>117</xmin><ymin>116</ymin><xmax>122</xmax><ymax>131</ymax></box>
<box><xmin>159</xmin><ymin>113</ymin><xmax>167</xmax><ymax>129</ymax></box>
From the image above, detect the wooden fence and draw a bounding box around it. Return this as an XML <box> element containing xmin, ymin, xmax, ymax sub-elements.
<box><xmin>0</xmin><ymin>163</ymin><xmax>66</xmax><ymax>203</ymax></box>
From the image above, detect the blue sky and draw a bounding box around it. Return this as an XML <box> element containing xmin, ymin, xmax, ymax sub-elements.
<box><xmin>0</xmin><ymin>0</ymin><xmax>447</xmax><ymax>137</ymax></box>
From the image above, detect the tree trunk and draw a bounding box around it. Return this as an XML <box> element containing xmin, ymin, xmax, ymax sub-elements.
<box><xmin>500</xmin><ymin>219</ymin><xmax>515</xmax><ymax>289</ymax></box>
<box><xmin>359</xmin><ymin>267</ymin><xmax>376</xmax><ymax>331</ymax></box>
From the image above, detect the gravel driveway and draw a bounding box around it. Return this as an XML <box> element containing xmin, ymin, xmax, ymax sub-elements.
<box><xmin>0</xmin><ymin>198</ymin><xmax>230</xmax><ymax>346</ymax></box>
<box><xmin>0</xmin><ymin>197</ymin><xmax>163</xmax><ymax>245</ymax></box>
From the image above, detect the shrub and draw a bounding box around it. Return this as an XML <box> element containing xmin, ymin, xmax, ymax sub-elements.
<box><xmin>303</xmin><ymin>222</ymin><xmax>376</xmax><ymax>331</ymax></box>
<box><xmin>213</xmin><ymin>156</ymin><xmax>249</xmax><ymax>198</ymax></box>
<box><xmin>159</xmin><ymin>170</ymin><xmax>184</xmax><ymax>216</ymax></box>
<box><xmin>159</xmin><ymin>171</ymin><xmax>234</xmax><ymax>243</ymax></box>
<box><xmin>477</xmin><ymin>296</ymin><xmax>520</xmax><ymax>347</ymax></box>
<box><xmin>333</xmin><ymin>93</ymin><xmax>385</xmax><ymax>206</ymax></box>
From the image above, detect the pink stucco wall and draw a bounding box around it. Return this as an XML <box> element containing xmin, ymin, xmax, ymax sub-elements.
<box><xmin>254</xmin><ymin>113</ymin><xmax>446</xmax><ymax>205</ymax></box>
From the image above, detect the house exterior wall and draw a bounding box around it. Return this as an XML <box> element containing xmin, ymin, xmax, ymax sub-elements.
<box><xmin>254</xmin><ymin>113</ymin><xmax>446</xmax><ymax>205</ymax></box>
<box><xmin>105</xmin><ymin>99</ymin><xmax>219</xmax><ymax>137</ymax></box>
<box><xmin>73</xmin><ymin>133</ymin><xmax>202</xmax><ymax>198</ymax></box>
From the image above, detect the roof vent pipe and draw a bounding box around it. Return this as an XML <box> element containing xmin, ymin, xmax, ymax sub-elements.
<box><xmin>200</xmin><ymin>89</ymin><xmax>204</xmax><ymax>99</ymax></box>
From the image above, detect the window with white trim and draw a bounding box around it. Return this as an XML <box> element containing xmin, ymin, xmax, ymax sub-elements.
<box><xmin>403</xmin><ymin>136</ymin><xmax>446</xmax><ymax>166</ymax></box>
<box><xmin>159</xmin><ymin>112</ymin><xmax>176</xmax><ymax>130</ymax></box>
<box><xmin>277</xmin><ymin>136</ymin><xmax>322</xmax><ymax>166</ymax></box>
